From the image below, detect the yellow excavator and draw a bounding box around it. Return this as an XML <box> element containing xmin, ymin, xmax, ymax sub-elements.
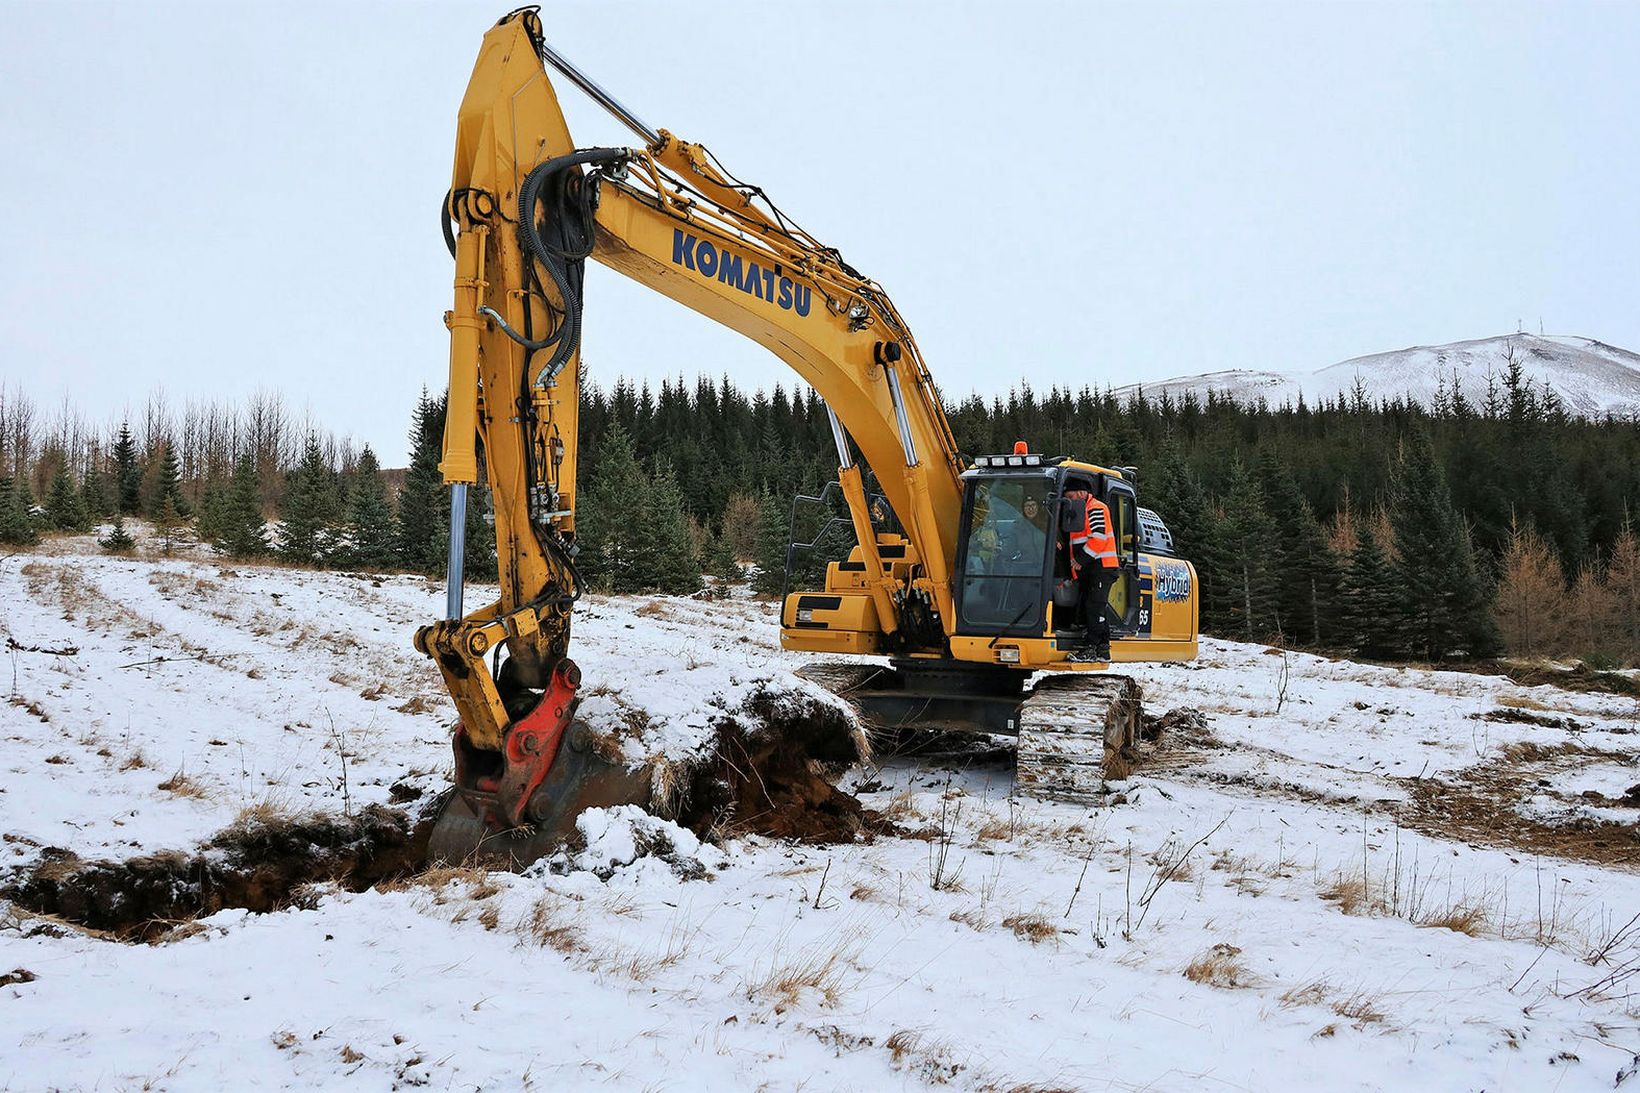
<box><xmin>416</xmin><ymin>8</ymin><xmax>1199</xmax><ymax>863</ymax></box>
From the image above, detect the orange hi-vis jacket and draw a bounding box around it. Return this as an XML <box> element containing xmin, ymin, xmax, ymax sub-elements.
<box><xmin>1065</xmin><ymin>493</ymin><xmax>1119</xmax><ymax>575</ymax></box>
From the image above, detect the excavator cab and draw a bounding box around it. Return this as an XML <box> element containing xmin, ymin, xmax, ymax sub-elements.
<box><xmin>952</xmin><ymin>458</ymin><xmax>1146</xmax><ymax>644</ymax></box>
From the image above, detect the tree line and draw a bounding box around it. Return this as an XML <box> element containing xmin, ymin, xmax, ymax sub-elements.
<box><xmin>3</xmin><ymin>355</ymin><xmax>1637</xmax><ymax>665</ymax></box>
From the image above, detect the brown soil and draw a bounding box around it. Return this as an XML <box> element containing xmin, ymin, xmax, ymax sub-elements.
<box><xmin>1456</xmin><ymin>660</ymin><xmax>1640</xmax><ymax>698</ymax></box>
<box><xmin>1396</xmin><ymin>742</ymin><xmax>1640</xmax><ymax>870</ymax></box>
<box><xmin>676</xmin><ymin>683</ymin><xmax>885</xmax><ymax>843</ymax></box>
<box><xmin>3</xmin><ymin>804</ymin><xmax>434</xmax><ymax>940</ymax></box>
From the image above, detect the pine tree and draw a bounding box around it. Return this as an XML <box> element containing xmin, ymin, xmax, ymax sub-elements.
<box><xmin>143</xmin><ymin>441</ymin><xmax>190</xmax><ymax>521</ymax></box>
<box><xmin>279</xmin><ymin>435</ymin><xmax>341</xmax><ymax>565</ymax></box>
<box><xmin>1259</xmin><ymin>452</ymin><xmax>1339</xmax><ymax>646</ymax></box>
<box><xmin>0</xmin><ymin>477</ymin><xmax>37</xmax><ymax>546</ymax></box>
<box><xmin>1216</xmin><ymin>461</ymin><xmax>1280</xmax><ymax>640</ymax></box>
<box><xmin>752</xmin><ymin>489</ymin><xmax>791</xmax><ymax>597</ymax></box>
<box><xmin>1388</xmin><ymin>432</ymin><xmax>1499</xmax><ymax>660</ymax></box>
<box><xmin>396</xmin><ymin>392</ymin><xmax>446</xmax><ymax>573</ymax></box>
<box><xmin>1338</xmin><ymin>524</ymin><xmax>1402</xmax><ymax>658</ymax></box>
<box><xmin>80</xmin><ymin>463</ymin><xmax>113</xmax><ymax>520</ymax></box>
<box><xmin>575</xmin><ymin>425</ymin><xmax>645</xmax><ymax>592</ymax></box>
<box><xmin>99</xmin><ymin>513</ymin><xmax>135</xmax><ymax>554</ymax></box>
<box><xmin>195</xmin><ymin>479</ymin><xmax>227</xmax><ymax>544</ymax></box>
<box><xmin>154</xmin><ymin>495</ymin><xmax>183</xmax><ymax>556</ymax></box>
<box><xmin>214</xmin><ymin>454</ymin><xmax>269</xmax><ymax>558</ymax></box>
<box><xmin>342</xmin><ymin>445</ymin><xmax>397</xmax><ymax>569</ymax></box>
<box><xmin>648</xmin><ymin>459</ymin><xmax>702</xmax><ymax>595</ymax></box>
<box><xmin>45</xmin><ymin>464</ymin><xmax>86</xmax><ymax>531</ymax></box>
<box><xmin>113</xmin><ymin>423</ymin><xmax>142</xmax><ymax>516</ymax></box>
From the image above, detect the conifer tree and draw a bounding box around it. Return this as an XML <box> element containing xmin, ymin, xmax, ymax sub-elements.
<box><xmin>279</xmin><ymin>436</ymin><xmax>341</xmax><ymax>564</ymax></box>
<box><xmin>1492</xmin><ymin>517</ymin><xmax>1569</xmax><ymax>657</ymax></box>
<box><xmin>195</xmin><ymin>479</ymin><xmax>227</xmax><ymax>544</ymax></box>
<box><xmin>154</xmin><ymin>495</ymin><xmax>183</xmax><ymax>556</ymax></box>
<box><xmin>575</xmin><ymin>425</ymin><xmax>645</xmax><ymax>592</ymax></box>
<box><xmin>143</xmin><ymin>441</ymin><xmax>190</xmax><ymax>521</ymax></box>
<box><xmin>99</xmin><ymin>514</ymin><xmax>135</xmax><ymax>554</ymax></box>
<box><xmin>1388</xmin><ymin>432</ymin><xmax>1499</xmax><ymax>659</ymax></box>
<box><xmin>113</xmin><ymin>423</ymin><xmax>142</xmax><ymax>516</ymax></box>
<box><xmin>1259</xmin><ymin>452</ymin><xmax>1339</xmax><ymax>645</ymax></box>
<box><xmin>752</xmin><ymin>489</ymin><xmax>790</xmax><ymax>597</ymax></box>
<box><xmin>1215</xmin><ymin>461</ymin><xmax>1280</xmax><ymax>640</ymax></box>
<box><xmin>0</xmin><ymin>477</ymin><xmax>37</xmax><ymax>546</ymax></box>
<box><xmin>1338</xmin><ymin>524</ymin><xmax>1402</xmax><ymax>658</ymax></box>
<box><xmin>343</xmin><ymin>445</ymin><xmax>397</xmax><ymax>569</ymax></box>
<box><xmin>45</xmin><ymin>464</ymin><xmax>86</xmax><ymax>531</ymax></box>
<box><xmin>214</xmin><ymin>454</ymin><xmax>269</xmax><ymax>558</ymax></box>
<box><xmin>648</xmin><ymin>459</ymin><xmax>702</xmax><ymax>595</ymax></box>
<box><xmin>80</xmin><ymin>463</ymin><xmax>113</xmax><ymax>520</ymax></box>
<box><xmin>1603</xmin><ymin>527</ymin><xmax>1640</xmax><ymax>661</ymax></box>
<box><xmin>397</xmin><ymin>392</ymin><xmax>446</xmax><ymax>573</ymax></box>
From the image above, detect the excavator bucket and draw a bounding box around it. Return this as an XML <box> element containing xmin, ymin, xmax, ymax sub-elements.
<box><xmin>426</xmin><ymin>717</ymin><xmax>651</xmax><ymax>867</ymax></box>
<box><xmin>424</xmin><ymin>659</ymin><xmax>651</xmax><ymax>868</ymax></box>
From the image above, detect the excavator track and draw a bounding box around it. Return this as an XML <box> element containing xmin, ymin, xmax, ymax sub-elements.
<box><xmin>1015</xmin><ymin>674</ymin><xmax>1143</xmax><ymax>804</ymax></box>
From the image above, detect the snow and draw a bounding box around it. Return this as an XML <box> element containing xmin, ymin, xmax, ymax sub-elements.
<box><xmin>3</xmin><ymin>542</ymin><xmax>1640</xmax><ymax>1091</ymax></box>
<box><xmin>1114</xmin><ymin>333</ymin><xmax>1640</xmax><ymax>418</ymax></box>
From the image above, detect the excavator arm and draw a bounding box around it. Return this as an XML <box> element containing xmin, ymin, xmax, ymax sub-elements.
<box><xmin>415</xmin><ymin>9</ymin><xmax>972</xmax><ymax>853</ymax></box>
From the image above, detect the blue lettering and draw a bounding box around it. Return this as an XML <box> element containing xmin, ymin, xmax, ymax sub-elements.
<box><xmin>696</xmin><ymin>240</ymin><xmax>718</xmax><ymax>278</ymax></box>
<box><xmin>763</xmin><ymin>267</ymin><xmax>776</xmax><ymax>300</ymax></box>
<box><xmin>793</xmin><ymin>284</ymin><xmax>812</xmax><ymax>317</ymax></box>
<box><xmin>777</xmin><ymin>277</ymin><xmax>794</xmax><ymax>310</ymax></box>
<box><xmin>746</xmin><ymin>261</ymin><xmax>765</xmax><ymax>300</ymax></box>
<box><xmin>671</xmin><ymin>228</ymin><xmax>695</xmax><ymax>271</ymax></box>
<box><xmin>717</xmin><ymin>251</ymin><xmax>743</xmax><ymax>290</ymax></box>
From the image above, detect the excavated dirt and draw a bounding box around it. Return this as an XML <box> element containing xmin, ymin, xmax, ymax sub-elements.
<box><xmin>1396</xmin><ymin>742</ymin><xmax>1640</xmax><ymax>870</ymax></box>
<box><xmin>3</xmin><ymin>805</ymin><xmax>434</xmax><ymax>940</ymax></box>
<box><xmin>675</xmin><ymin>683</ymin><xmax>885</xmax><ymax>843</ymax></box>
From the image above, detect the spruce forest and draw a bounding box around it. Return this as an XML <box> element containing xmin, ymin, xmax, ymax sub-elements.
<box><xmin>3</xmin><ymin>360</ymin><xmax>1637</xmax><ymax>667</ymax></box>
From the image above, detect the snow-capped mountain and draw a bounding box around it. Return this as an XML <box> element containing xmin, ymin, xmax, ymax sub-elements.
<box><xmin>1116</xmin><ymin>334</ymin><xmax>1640</xmax><ymax>418</ymax></box>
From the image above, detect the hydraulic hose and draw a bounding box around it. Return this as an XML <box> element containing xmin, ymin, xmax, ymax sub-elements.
<box><xmin>516</xmin><ymin>147</ymin><xmax>628</xmax><ymax>385</ymax></box>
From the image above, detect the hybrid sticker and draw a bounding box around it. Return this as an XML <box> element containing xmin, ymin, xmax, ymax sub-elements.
<box><xmin>671</xmin><ymin>229</ymin><xmax>812</xmax><ymax>316</ymax></box>
<box><xmin>1153</xmin><ymin>560</ymin><xmax>1192</xmax><ymax>602</ymax></box>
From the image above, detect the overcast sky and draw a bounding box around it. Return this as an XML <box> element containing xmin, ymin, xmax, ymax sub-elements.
<box><xmin>3</xmin><ymin>1</ymin><xmax>1636</xmax><ymax>462</ymax></box>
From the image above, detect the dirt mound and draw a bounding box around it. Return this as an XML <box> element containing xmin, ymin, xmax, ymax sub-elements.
<box><xmin>673</xmin><ymin>683</ymin><xmax>883</xmax><ymax>843</ymax></box>
<box><xmin>3</xmin><ymin>804</ymin><xmax>431</xmax><ymax>939</ymax></box>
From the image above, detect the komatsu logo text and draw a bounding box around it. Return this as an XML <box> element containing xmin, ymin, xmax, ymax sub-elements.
<box><xmin>672</xmin><ymin>229</ymin><xmax>812</xmax><ymax>317</ymax></box>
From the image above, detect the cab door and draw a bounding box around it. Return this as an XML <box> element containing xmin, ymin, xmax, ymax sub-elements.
<box><xmin>1103</xmin><ymin>481</ymin><xmax>1142</xmax><ymax>633</ymax></box>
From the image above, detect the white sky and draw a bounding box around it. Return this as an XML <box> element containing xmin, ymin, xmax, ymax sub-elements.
<box><xmin>3</xmin><ymin>1</ymin><xmax>1637</xmax><ymax>462</ymax></box>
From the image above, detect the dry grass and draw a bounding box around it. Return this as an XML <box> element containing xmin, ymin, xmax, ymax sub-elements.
<box><xmin>517</xmin><ymin>894</ymin><xmax>584</xmax><ymax>954</ymax></box>
<box><xmin>1497</xmin><ymin>693</ymin><xmax>1551</xmax><ymax>711</ymax></box>
<box><xmin>157</xmin><ymin>769</ymin><xmax>209</xmax><ymax>799</ymax></box>
<box><xmin>394</xmin><ymin>695</ymin><xmax>438</xmax><ymax>716</ymax></box>
<box><xmin>745</xmin><ymin>941</ymin><xmax>858</xmax><ymax>1011</ymax></box>
<box><xmin>1001</xmin><ymin>913</ymin><xmax>1059</xmax><ymax>946</ymax></box>
<box><xmin>1182</xmin><ymin>943</ymin><xmax>1249</xmax><ymax>989</ymax></box>
<box><xmin>384</xmin><ymin>865</ymin><xmax>501</xmax><ymax>903</ymax></box>
<box><xmin>1422</xmin><ymin>903</ymin><xmax>1490</xmax><ymax>937</ymax></box>
<box><xmin>7</xmin><ymin>695</ymin><xmax>49</xmax><ymax>722</ymax></box>
<box><xmin>634</xmin><ymin>600</ymin><xmax>670</xmax><ymax>619</ymax></box>
<box><xmin>1331</xmin><ymin>990</ymin><xmax>1387</xmax><ymax>1025</ymax></box>
<box><xmin>884</xmin><ymin>1029</ymin><xmax>968</xmax><ymax>1085</ymax></box>
<box><xmin>1318</xmin><ymin>864</ymin><xmax>1493</xmax><ymax>937</ymax></box>
<box><xmin>1318</xmin><ymin>876</ymin><xmax>1371</xmax><ymax>916</ymax></box>
<box><xmin>1278</xmin><ymin>979</ymin><xmax>1332</xmax><ymax>1008</ymax></box>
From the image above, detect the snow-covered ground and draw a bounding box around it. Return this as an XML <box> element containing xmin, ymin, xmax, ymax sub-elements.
<box><xmin>2</xmin><ymin>537</ymin><xmax>1639</xmax><ymax>1091</ymax></box>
